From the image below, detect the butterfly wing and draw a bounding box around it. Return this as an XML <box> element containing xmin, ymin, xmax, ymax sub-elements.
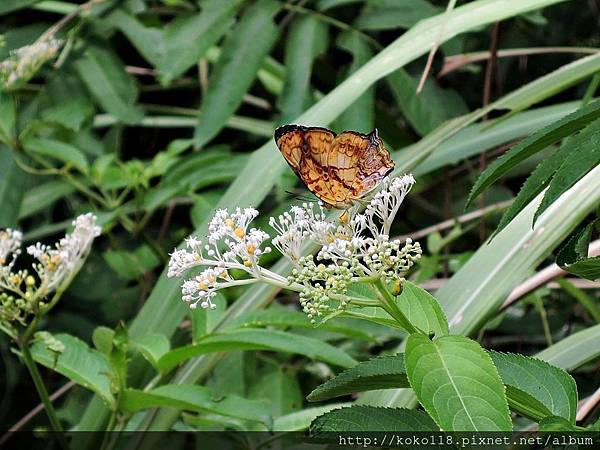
<box><xmin>331</xmin><ymin>130</ymin><xmax>395</xmax><ymax>203</ymax></box>
<box><xmin>275</xmin><ymin>125</ymin><xmax>340</xmax><ymax>207</ymax></box>
<box><xmin>274</xmin><ymin>125</ymin><xmax>395</xmax><ymax>208</ymax></box>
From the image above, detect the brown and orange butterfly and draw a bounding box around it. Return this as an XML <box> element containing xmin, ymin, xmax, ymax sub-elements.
<box><xmin>274</xmin><ymin>124</ymin><xmax>395</xmax><ymax>208</ymax></box>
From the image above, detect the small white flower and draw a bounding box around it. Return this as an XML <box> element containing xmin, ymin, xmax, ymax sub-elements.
<box><xmin>0</xmin><ymin>229</ymin><xmax>22</xmax><ymax>266</ymax></box>
<box><xmin>0</xmin><ymin>38</ymin><xmax>62</xmax><ymax>90</ymax></box>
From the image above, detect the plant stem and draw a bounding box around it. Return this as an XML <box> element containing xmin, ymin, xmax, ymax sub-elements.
<box><xmin>19</xmin><ymin>344</ymin><xmax>68</xmax><ymax>447</ymax></box>
<box><xmin>372</xmin><ymin>278</ymin><xmax>420</xmax><ymax>334</ymax></box>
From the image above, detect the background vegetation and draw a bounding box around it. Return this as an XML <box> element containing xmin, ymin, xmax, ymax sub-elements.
<box><xmin>0</xmin><ymin>0</ymin><xmax>599</xmax><ymax>439</ymax></box>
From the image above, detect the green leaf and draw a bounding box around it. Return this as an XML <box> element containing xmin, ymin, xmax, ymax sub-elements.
<box><xmin>92</xmin><ymin>326</ymin><xmax>115</xmax><ymax>355</ymax></box>
<box><xmin>278</xmin><ymin>15</ymin><xmax>328</xmax><ymax>122</ymax></box>
<box><xmin>30</xmin><ymin>333</ymin><xmax>116</xmax><ymax>407</ymax></box>
<box><xmin>467</xmin><ymin>100</ymin><xmax>600</xmax><ymax>206</ymax></box>
<box><xmin>273</xmin><ymin>403</ymin><xmax>351</xmax><ymax>431</ymax></box>
<box><xmin>0</xmin><ymin>91</ymin><xmax>16</xmax><ymax>146</ymax></box>
<box><xmin>157</xmin><ymin>329</ymin><xmax>357</xmax><ymax>372</ymax></box>
<box><xmin>557</xmin><ymin>220</ymin><xmax>600</xmax><ymax>280</ymax></box>
<box><xmin>539</xmin><ymin>416</ymin><xmax>583</xmax><ymax>432</ymax></box>
<box><xmin>249</xmin><ymin>369</ymin><xmax>302</xmax><ymax>417</ymax></box>
<box><xmin>74</xmin><ymin>44</ymin><xmax>143</xmax><ymax>124</ymax></box>
<box><xmin>310</xmin><ymin>406</ymin><xmax>438</xmax><ymax>432</ymax></box>
<box><xmin>158</xmin><ymin>0</ymin><xmax>244</xmax><ymax>84</ymax></box>
<box><xmin>0</xmin><ymin>147</ymin><xmax>27</xmax><ymax>227</ymax></box>
<box><xmin>194</xmin><ymin>0</ymin><xmax>280</xmax><ymax>148</ymax></box>
<box><xmin>534</xmin><ymin>118</ymin><xmax>600</xmax><ymax>222</ymax></box>
<box><xmin>0</xmin><ymin>0</ymin><xmax>39</xmax><ymax>14</ymax></box>
<box><xmin>131</xmin><ymin>333</ymin><xmax>171</xmax><ymax>371</ymax></box>
<box><xmin>396</xmin><ymin>281</ymin><xmax>449</xmax><ymax>337</ymax></box>
<box><xmin>490</xmin><ymin>351</ymin><xmax>578</xmax><ymax>423</ymax></box>
<box><xmin>19</xmin><ymin>180</ymin><xmax>74</xmax><ymax>220</ymax></box>
<box><xmin>388</xmin><ymin>68</ymin><xmax>468</xmax><ymax>136</ymax></box>
<box><xmin>355</xmin><ymin>0</ymin><xmax>442</xmax><ymax>30</ymax></box>
<box><xmin>308</xmin><ymin>354</ymin><xmax>408</xmax><ymax>402</ymax></box>
<box><xmin>23</xmin><ymin>137</ymin><xmax>89</xmax><ymax>174</ymax></box>
<box><xmin>335</xmin><ymin>31</ymin><xmax>374</xmax><ymax>132</ymax></box>
<box><xmin>40</xmin><ymin>97</ymin><xmax>94</xmax><ymax>132</ymax></box>
<box><xmin>121</xmin><ymin>384</ymin><xmax>271</xmax><ymax>426</ymax></box>
<box><xmin>405</xmin><ymin>334</ymin><xmax>511</xmax><ymax>431</ymax></box>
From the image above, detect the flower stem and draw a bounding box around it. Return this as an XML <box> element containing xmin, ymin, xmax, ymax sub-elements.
<box><xmin>19</xmin><ymin>344</ymin><xmax>69</xmax><ymax>448</ymax></box>
<box><xmin>372</xmin><ymin>278</ymin><xmax>420</xmax><ymax>334</ymax></box>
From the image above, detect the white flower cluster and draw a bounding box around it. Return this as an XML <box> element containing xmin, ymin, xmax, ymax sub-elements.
<box><xmin>169</xmin><ymin>175</ymin><xmax>421</xmax><ymax>319</ymax></box>
<box><xmin>168</xmin><ymin>207</ymin><xmax>276</xmax><ymax>310</ymax></box>
<box><xmin>0</xmin><ymin>214</ymin><xmax>101</xmax><ymax>304</ymax></box>
<box><xmin>0</xmin><ymin>39</ymin><xmax>62</xmax><ymax>90</ymax></box>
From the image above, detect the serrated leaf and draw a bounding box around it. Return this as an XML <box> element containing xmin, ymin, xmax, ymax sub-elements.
<box><xmin>121</xmin><ymin>384</ymin><xmax>271</xmax><ymax>426</ymax></box>
<box><xmin>310</xmin><ymin>406</ymin><xmax>438</xmax><ymax>433</ymax></box>
<box><xmin>30</xmin><ymin>333</ymin><xmax>116</xmax><ymax>407</ymax></box>
<box><xmin>556</xmin><ymin>220</ymin><xmax>600</xmax><ymax>280</ymax></box>
<box><xmin>308</xmin><ymin>355</ymin><xmax>408</xmax><ymax>402</ymax></box>
<box><xmin>467</xmin><ymin>100</ymin><xmax>600</xmax><ymax>207</ymax></box>
<box><xmin>396</xmin><ymin>281</ymin><xmax>449</xmax><ymax>337</ymax></box>
<box><xmin>490</xmin><ymin>351</ymin><xmax>578</xmax><ymax>423</ymax></box>
<box><xmin>534</xmin><ymin>119</ymin><xmax>600</xmax><ymax>222</ymax></box>
<box><xmin>157</xmin><ymin>329</ymin><xmax>357</xmax><ymax>372</ymax></box>
<box><xmin>539</xmin><ymin>416</ymin><xmax>583</xmax><ymax>432</ymax></box>
<box><xmin>278</xmin><ymin>15</ymin><xmax>328</xmax><ymax>122</ymax></box>
<box><xmin>194</xmin><ymin>0</ymin><xmax>280</xmax><ymax>148</ymax></box>
<box><xmin>74</xmin><ymin>45</ymin><xmax>143</xmax><ymax>124</ymax></box>
<box><xmin>23</xmin><ymin>137</ymin><xmax>89</xmax><ymax>174</ymax></box>
<box><xmin>405</xmin><ymin>334</ymin><xmax>511</xmax><ymax>431</ymax></box>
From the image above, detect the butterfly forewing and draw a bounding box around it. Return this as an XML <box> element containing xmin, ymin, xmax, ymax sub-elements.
<box><xmin>274</xmin><ymin>125</ymin><xmax>394</xmax><ymax>208</ymax></box>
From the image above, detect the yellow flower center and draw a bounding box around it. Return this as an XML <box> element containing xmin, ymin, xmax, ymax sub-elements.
<box><xmin>234</xmin><ymin>227</ymin><xmax>245</xmax><ymax>238</ymax></box>
<box><xmin>225</xmin><ymin>218</ymin><xmax>235</xmax><ymax>228</ymax></box>
<box><xmin>244</xmin><ymin>260</ymin><xmax>253</xmax><ymax>267</ymax></box>
<box><xmin>25</xmin><ymin>275</ymin><xmax>36</xmax><ymax>286</ymax></box>
<box><xmin>198</xmin><ymin>282</ymin><xmax>208</xmax><ymax>290</ymax></box>
<box><xmin>246</xmin><ymin>244</ymin><xmax>256</xmax><ymax>255</ymax></box>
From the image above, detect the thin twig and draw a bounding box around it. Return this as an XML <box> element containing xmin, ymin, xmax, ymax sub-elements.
<box><xmin>577</xmin><ymin>386</ymin><xmax>600</xmax><ymax>422</ymax></box>
<box><xmin>416</xmin><ymin>0</ymin><xmax>457</xmax><ymax>93</ymax></box>
<box><xmin>439</xmin><ymin>47</ymin><xmax>600</xmax><ymax>78</ymax></box>
<box><xmin>501</xmin><ymin>239</ymin><xmax>600</xmax><ymax>310</ymax></box>
<box><xmin>396</xmin><ymin>199</ymin><xmax>513</xmax><ymax>242</ymax></box>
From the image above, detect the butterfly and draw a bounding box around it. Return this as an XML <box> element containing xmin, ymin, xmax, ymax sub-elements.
<box><xmin>274</xmin><ymin>124</ymin><xmax>395</xmax><ymax>209</ymax></box>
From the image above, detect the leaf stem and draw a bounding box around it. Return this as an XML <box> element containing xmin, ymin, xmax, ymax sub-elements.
<box><xmin>372</xmin><ymin>278</ymin><xmax>420</xmax><ymax>334</ymax></box>
<box><xmin>19</xmin><ymin>344</ymin><xmax>68</xmax><ymax>448</ymax></box>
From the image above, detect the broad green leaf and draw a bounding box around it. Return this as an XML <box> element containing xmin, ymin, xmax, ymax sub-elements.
<box><xmin>40</xmin><ymin>97</ymin><xmax>94</xmax><ymax>131</ymax></box>
<box><xmin>355</xmin><ymin>0</ymin><xmax>442</xmax><ymax>30</ymax></box>
<box><xmin>249</xmin><ymin>369</ymin><xmax>302</xmax><ymax>417</ymax></box>
<box><xmin>534</xmin><ymin>118</ymin><xmax>600</xmax><ymax>222</ymax></box>
<box><xmin>30</xmin><ymin>333</ymin><xmax>116</xmax><ymax>407</ymax></box>
<box><xmin>405</xmin><ymin>334</ymin><xmax>511</xmax><ymax>431</ymax></box>
<box><xmin>557</xmin><ymin>220</ymin><xmax>600</xmax><ymax>280</ymax></box>
<box><xmin>157</xmin><ymin>329</ymin><xmax>357</xmax><ymax>372</ymax></box>
<box><xmin>19</xmin><ymin>180</ymin><xmax>74</xmax><ymax>220</ymax></box>
<box><xmin>0</xmin><ymin>147</ymin><xmax>27</xmax><ymax>227</ymax></box>
<box><xmin>537</xmin><ymin>323</ymin><xmax>600</xmax><ymax>371</ymax></box>
<box><xmin>490</xmin><ymin>351</ymin><xmax>577</xmax><ymax>423</ymax></box>
<box><xmin>0</xmin><ymin>91</ymin><xmax>16</xmax><ymax>146</ymax></box>
<box><xmin>74</xmin><ymin>45</ymin><xmax>143</xmax><ymax>124</ymax></box>
<box><xmin>131</xmin><ymin>333</ymin><xmax>171</xmax><ymax>371</ymax></box>
<box><xmin>158</xmin><ymin>0</ymin><xmax>244</xmax><ymax>84</ymax></box>
<box><xmin>396</xmin><ymin>281</ymin><xmax>449</xmax><ymax>337</ymax></box>
<box><xmin>311</xmin><ymin>406</ymin><xmax>438</xmax><ymax>432</ymax></box>
<box><xmin>388</xmin><ymin>68</ymin><xmax>468</xmax><ymax>136</ymax></box>
<box><xmin>23</xmin><ymin>137</ymin><xmax>89</xmax><ymax>174</ymax></box>
<box><xmin>194</xmin><ymin>0</ymin><xmax>280</xmax><ymax>148</ymax></box>
<box><xmin>121</xmin><ymin>384</ymin><xmax>271</xmax><ymax>426</ymax></box>
<box><xmin>273</xmin><ymin>403</ymin><xmax>351</xmax><ymax>431</ymax></box>
<box><xmin>335</xmin><ymin>31</ymin><xmax>374</xmax><ymax>132</ymax></box>
<box><xmin>225</xmin><ymin>308</ymin><xmax>375</xmax><ymax>341</ymax></box>
<box><xmin>278</xmin><ymin>15</ymin><xmax>328</xmax><ymax>122</ymax></box>
<box><xmin>467</xmin><ymin>100</ymin><xmax>600</xmax><ymax>206</ymax></box>
<box><xmin>92</xmin><ymin>326</ymin><xmax>115</xmax><ymax>356</ymax></box>
<box><xmin>307</xmin><ymin>355</ymin><xmax>408</xmax><ymax>402</ymax></box>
